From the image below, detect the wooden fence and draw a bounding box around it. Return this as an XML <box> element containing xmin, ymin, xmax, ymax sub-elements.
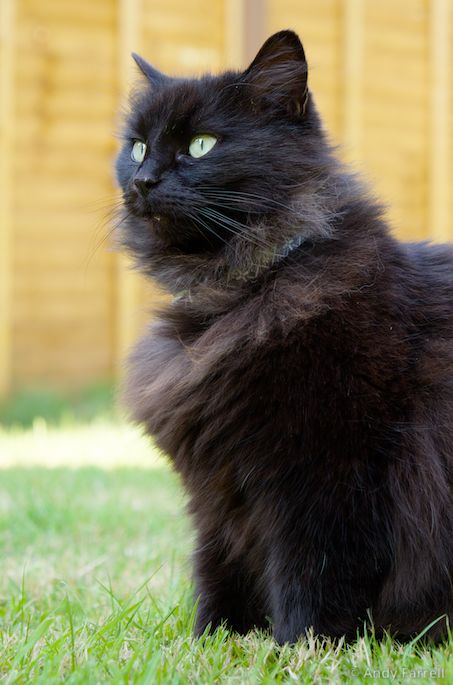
<box><xmin>0</xmin><ymin>0</ymin><xmax>452</xmax><ymax>395</ymax></box>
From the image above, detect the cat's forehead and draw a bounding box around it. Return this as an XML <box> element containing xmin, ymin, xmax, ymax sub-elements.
<box><xmin>128</xmin><ymin>73</ymin><xmax>236</xmax><ymax>137</ymax></box>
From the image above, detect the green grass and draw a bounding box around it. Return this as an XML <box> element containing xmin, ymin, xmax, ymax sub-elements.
<box><xmin>0</xmin><ymin>382</ymin><xmax>117</xmax><ymax>428</ymax></box>
<box><xmin>0</xmin><ymin>397</ymin><xmax>452</xmax><ymax>683</ymax></box>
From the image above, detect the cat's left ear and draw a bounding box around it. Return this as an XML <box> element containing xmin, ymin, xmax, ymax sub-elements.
<box><xmin>241</xmin><ymin>30</ymin><xmax>308</xmax><ymax>117</ymax></box>
<box><xmin>132</xmin><ymin>53</ymin><xmax>169</xmax><ymax>88</ymax></box>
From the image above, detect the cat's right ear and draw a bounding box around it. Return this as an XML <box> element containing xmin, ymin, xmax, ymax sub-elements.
<box><xmin>132</xmin><ymin>53</ymin><xmax>168</xmax><ymax>87</ymax></box>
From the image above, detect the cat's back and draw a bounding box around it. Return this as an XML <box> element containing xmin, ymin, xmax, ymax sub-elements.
<box><xmin>404</xmin><ymin>240</ymin><xmax>453</xmax><ymax>314</ymax></box>
<box><xmin>399</xmin><ymin>241</ymin><xmax>453</xmax><ymax>470</ymax></box>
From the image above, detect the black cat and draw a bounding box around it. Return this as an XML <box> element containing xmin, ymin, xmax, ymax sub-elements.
<box><xmin>115</xmin><ymin>30</ymin><xmax>452</xmax><ymax>643</ymax></box>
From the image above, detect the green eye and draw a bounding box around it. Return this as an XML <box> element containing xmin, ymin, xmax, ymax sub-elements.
<box><xmin>188</xmin><ymin>134</ymin><xmax>217</xmax><ymax>159</ymax></box>
<box><xmin>131</xmin><ymin>140</ymin><xmax>146</xmax><ymax>163</ymax></box>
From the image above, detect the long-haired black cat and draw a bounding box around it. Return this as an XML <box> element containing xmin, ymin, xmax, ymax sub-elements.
<box><xmin>115</xmin><ymin>30</ymin><xmax>452</xmax><ymax>643</ymax></box>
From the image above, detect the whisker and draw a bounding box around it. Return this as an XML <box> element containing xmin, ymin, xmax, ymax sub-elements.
<box><xmin>201</xmin><ymin>207</ymin><xmax>275</xmax><ymax>246</ymax></box>
<box><xmin>187</xmin><ymin>213</ymin><xmax>216</xmax><ymax>248</ymax></box>
<box><xmin>200</xmin><ymin>208</ymin><xmax>273</xmax><ymax>251</ymax></box>
<box><xmin>198</xmin><ymin>209</ymin><xmax>248</xmax><ymax>245</ymax></box>
<box><xmin>84</xmin><ymin>210</ymin><xmax>130</xmax><ymax>272</ymax></box>
<box><xmin>198</xmin><ymin>197</ymin><xmax>266</xmax><ymax>215</ymax></box>
<box><xmin>188</xmin><ymin>212</ymin><xmax>230</xmax><ymax>248</ymax></box>
<box><xmin>198</xmin><ymin>187</ymin><xmax>299</xmax><ymax>213</ymax></box>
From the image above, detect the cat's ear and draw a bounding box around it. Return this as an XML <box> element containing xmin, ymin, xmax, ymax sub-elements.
<box><xmin>132</xmin><ymin>53</ymin><xmax>168</xmax><ymax>87</ymax></box>
<box><xmin>242</xmin><ymin>30</ymin><xmax>308</xmax><ymax>117</ymax></box>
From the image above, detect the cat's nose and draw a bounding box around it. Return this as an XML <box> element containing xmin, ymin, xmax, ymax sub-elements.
<box><xmin>134</xmin><ymin>176</ymin><xmax>159</xmax><ymax>197</ymax></box>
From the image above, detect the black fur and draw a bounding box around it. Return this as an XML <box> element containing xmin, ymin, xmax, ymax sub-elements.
<box><xmin>115</xmin><ymin>31</ymin><xmax>452</xmax><ymax>643</ymax></box>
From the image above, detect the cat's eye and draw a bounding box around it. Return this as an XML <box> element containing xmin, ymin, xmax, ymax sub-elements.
<box><xmin>131</xmin><ymin>140</ymin><xmax>146</xmax><ymax>163</ymax></box>
<box><xmin>188</xmin><ymin>134</ymin><xmax>217</xmax><ymax>159</ymax></box>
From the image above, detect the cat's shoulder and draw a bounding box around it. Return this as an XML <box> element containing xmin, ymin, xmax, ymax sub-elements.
<box><xmin>404</xmin><ymin>240</ymin><xmax>453</xmax><ymax>277</ymax></box>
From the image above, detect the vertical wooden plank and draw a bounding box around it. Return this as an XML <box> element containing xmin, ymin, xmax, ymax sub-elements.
<box><xmin>226</xmin><ymin>0</ymin><xmax>246</xmax><ymax>68</ymax></box>
<box><xmin>225</xmin><ymin>0</ymin><xmax>267</xmax><ymax>68</ymax></box>
<box><xmin>0</xmin><ymin>0</ymin><xmax>15</xmax><ymax>397</ymax></box>
<box><xmin>429</xmin><ymin>0</ymin><xmax>450</xmax><ymax>242</ymax></box>
<box><xmin>341</xmin><ymin>0</ymin><xmax>363</xmax><ymax>160</ymax></box>
<box><xmin>116</xmin><ymin>0</ymin><xmax>143</xmax><ymax>372</ymax></box>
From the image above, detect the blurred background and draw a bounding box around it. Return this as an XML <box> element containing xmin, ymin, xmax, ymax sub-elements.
<box><xmin>0</xmin><ymin>0</ymin><xmax>452</xmax><ymax>419</ymax></box>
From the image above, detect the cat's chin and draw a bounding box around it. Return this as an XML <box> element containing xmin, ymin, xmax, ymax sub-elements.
<box><xmin>132</xmin><ymin>213</ymin><xmax>217</xmax><ymax>253</ymax></box>
<box><xmin>132</xmin><ymin>209</ymin><xmax>169</xmax><ymax>231</ymax></box>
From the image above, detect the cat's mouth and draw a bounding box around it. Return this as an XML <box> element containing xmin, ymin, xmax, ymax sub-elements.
<box><xmin>127</xmin><ymin>196</ymin><xmax>171</xmax><ymax>227</ymax></box>
<box><xmin>126</xmin><ymin>186</ymin><xmax>184</xmax><ymax>225</ymax></box>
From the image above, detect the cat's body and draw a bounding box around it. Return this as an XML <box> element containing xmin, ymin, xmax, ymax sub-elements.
<box><xmin>116</xmin><ymin>31</ymin><xmax>452</xmax><ymax>642</ymax></box>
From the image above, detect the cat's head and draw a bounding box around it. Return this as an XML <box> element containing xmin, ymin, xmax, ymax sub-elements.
<box><xmin>115</xmin><ymin>30</ymin><xmax>335</xmax><ymax>291</ymax></box>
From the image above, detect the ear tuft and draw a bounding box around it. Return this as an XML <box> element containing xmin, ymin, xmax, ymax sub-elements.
<box><xmin>242</xmin><ymin>30</ymin><xmax>308</xmax><ymax>118</ymax></box>
<box><xmin>132</xmin><ymin>53</ymin><xmax>168</xmax><ymax>87</ymax></box>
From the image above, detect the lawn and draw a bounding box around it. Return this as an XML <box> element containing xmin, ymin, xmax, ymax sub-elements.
<box><xmin>0</xmin><ymin>390</ymin><xmax>451</xmax><ymax>683</ymax></box>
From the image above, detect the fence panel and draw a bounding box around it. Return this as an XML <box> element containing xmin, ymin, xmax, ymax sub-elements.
<box><xmin>1</xmin><ymin>0</ymin><xmax>451</xmax><ymax>395</ymax></box>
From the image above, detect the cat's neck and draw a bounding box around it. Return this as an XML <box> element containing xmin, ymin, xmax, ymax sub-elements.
<box><xmin>125</xmin><ymin>164</ymin><xmax>388</xmax><ymax>312</ymax></box>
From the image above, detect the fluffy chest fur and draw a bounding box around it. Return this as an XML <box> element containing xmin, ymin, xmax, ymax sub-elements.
<box><xmin>126</xmin><ymin>272</ymin><xmax>411</xmax><ymax>560</ymax></box>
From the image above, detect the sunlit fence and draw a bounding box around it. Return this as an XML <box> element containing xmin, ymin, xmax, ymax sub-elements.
<box><xmin>0</xmin><ymin>0</ymin><xmax>451</xmax><ymax>395</ymax></box>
